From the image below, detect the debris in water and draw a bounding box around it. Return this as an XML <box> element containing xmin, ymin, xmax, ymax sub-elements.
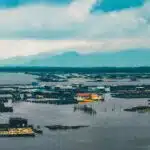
<box><xmin>45</xmin><ymin>125</ymin><xmax>89</xmax><ymax>131</ymax></box>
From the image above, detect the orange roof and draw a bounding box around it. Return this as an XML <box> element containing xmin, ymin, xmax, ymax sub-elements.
<box><xmin>77</xmin><ymin>93</ymin><xmax>91</xmax><ymax>97</ymax></box>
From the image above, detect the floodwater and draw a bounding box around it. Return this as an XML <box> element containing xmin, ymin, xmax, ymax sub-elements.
<box><xmin>42</xmin><ymin>78</ymin><xmax>150</xmax><ymax>86</ymax></box>
<box><xmin>0</xmin><ymin>73</ymin><xmax>37</xmax><ymax>85</ymax></box>
<box><xmin>0</xmin><ymin>73</ymin><xmax>150</xmax><ymax>150</ymax></box>
<box><xmin>0</xmin><ymin>96</ymin><xmax>150</xmax><ymax>150</ymax></box>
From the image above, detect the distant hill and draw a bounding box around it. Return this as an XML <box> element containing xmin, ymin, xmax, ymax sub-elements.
<box><xmin>0</xmin><ymin>49</ymin><xmax>150</xmax><ymax>67</ymax></box>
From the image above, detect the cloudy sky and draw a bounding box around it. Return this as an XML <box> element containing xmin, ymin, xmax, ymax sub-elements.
<box><xmin>0</xmin><ymin>0</ymin><xmax>150</xmax><ymax>58</ymax></box>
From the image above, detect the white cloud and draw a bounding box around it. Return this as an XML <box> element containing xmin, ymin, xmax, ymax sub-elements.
<box><xmin>0</xmin><ymin>0</ymin><xmax>148</xmax><ymax>38</ymax></box>
<box><xmin>0</xmin><ymin>38</ymin><xmax>150</xmax><ymax>59</ymax></box>
<box><xmin>68</xmin><ymin>0</ymin><xmax>97</xmax><ymax>21</ymax></box>
<box><xmin>0</xmin><ymin>0</ymin><xmax>149</xmax><ymax>58</ymax></box>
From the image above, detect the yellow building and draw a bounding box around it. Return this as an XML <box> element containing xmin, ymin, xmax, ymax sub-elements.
<box><xmin>0</xmin><ymin>128</ymin><xmax>35</xmax><ymax>137</ymax></box>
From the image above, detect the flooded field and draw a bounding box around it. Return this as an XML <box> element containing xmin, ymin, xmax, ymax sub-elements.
<box><xmin>0</xmin><ymin>97</ymin><xmax>150</xmax><ymax>150</ymax></box>
<box><xmin>0</xmin><ymin>73</ymin><xmax>150</xmax><ymax>150</ymax></box>
<box><xmin>0</xmin><ymin>73</ymin><xmax>37</xmax><ymax>85</ymax></box>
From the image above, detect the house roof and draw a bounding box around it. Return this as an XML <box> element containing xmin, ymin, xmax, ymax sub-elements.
<box><xmin>77</xmin><ymin>93</ymin><xmax>91</xmax><ymax>97</ymax></box>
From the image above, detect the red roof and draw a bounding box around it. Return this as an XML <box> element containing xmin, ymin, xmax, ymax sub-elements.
<box><xmin>77</xmin><ymin>93</ymin><xmax>91</xmax><ymax>97</ymax></box>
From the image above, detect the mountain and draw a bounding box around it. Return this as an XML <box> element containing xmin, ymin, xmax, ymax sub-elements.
<box><xmin>0</xmin><ymin>49</ymin><xmax>150</xmax><ymax>67</ymax></box>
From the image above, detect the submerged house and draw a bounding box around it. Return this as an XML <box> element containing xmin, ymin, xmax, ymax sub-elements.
<box><xmin>75</xmin><ymin>93</ymin><xmax>104</xmax><ymax>103</ymax></box>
